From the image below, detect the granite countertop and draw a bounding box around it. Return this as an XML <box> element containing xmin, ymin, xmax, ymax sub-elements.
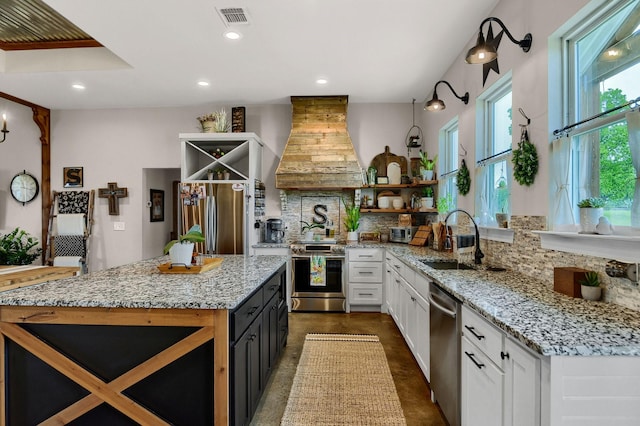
<box><xmin>380</xmin><ymin>243</ymin><xmax>640</xmax><ymax>357</ymax></box>
<box><xmin>0</xmin><ymin>255</ymin><xmax>287</xmax><ymax>311</ymax></box>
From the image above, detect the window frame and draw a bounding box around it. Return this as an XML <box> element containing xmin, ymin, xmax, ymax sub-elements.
<box><xmin>438</xmin><ymin>117</ymin><xmax>459</xmax><ymax>211</ymax></box>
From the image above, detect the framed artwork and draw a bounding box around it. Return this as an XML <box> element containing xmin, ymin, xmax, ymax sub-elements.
<box><xmin>232</xmin><ymin>106</ymin><xmax>246</xmax><ymax>133</ymax></box>
<box><xmin>150</xmin><ymin>189</ymin><xmax>165</xmax><ymax>222</ymax></box>
<box><xmin>63</xmin><ymin>167</ymin><xmax>83</xmax><ymax>188</ymax></box>
<box><xmin>377</xmin><ymin>176</ymin><xmax>389</xmax><ymax>184</ymax></box>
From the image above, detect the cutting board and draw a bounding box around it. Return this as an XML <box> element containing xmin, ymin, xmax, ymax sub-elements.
<box><xmin>0</xmin><ymin>266</ymin><xmax>80</xmax><ymax>292</ymax></box>
<box><xmin>409</xmin><ymin>225</ymin><xmax>432</xmax><ymax>246</ymax></box>
<box><xmin>370</xmin><ymin>146</ymin><xmax>408</xmax><ymax>177</ymax></box>
<box><xmin>157</xmin><ymin>257</ymin><xmax>223</xmax><ymax>274</ymax></box>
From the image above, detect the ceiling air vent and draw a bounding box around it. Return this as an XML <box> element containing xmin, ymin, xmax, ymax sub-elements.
<box><xmin>216</xmin><ymin>7</ymin><xmax>250</xmax><ymax>26</ymax></box>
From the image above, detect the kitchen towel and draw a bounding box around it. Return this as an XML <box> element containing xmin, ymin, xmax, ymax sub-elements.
<box><xmin>55</xmin><ymin>214</ymin><xmax>85</xmax><ymax>236</ymax></box>
<box><xmin>310</xmin><ymin>255</ymin><xmax>326</xmax><ymax>286</ymax></box>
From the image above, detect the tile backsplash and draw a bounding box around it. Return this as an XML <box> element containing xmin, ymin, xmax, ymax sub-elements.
<box><xmin>277</xmin><ymin>191</ymin><xmax>640</xmax><ymax>312</ymax></box>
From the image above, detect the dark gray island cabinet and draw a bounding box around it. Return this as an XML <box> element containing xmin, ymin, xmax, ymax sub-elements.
<box><xmin>0</xmin><ymin>255</ymin><xmax>287</xmax><ymax>426</ymax></box>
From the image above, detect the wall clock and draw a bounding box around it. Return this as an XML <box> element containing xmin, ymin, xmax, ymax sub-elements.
<box><xmin>10</xmin><ymin>171</ymin><xmax>39</xmax><ymax>205</ymax></box>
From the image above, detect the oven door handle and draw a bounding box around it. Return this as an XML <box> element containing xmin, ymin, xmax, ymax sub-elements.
<box><xmin>428</xmin><ymin>294</ymin><xmax>457</xmax><ymax>318</ymax></box>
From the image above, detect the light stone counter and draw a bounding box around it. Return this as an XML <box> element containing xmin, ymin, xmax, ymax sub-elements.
<box><xmin>353</xmin><ymin>242</ymin><xmax>640</xmax><ymax>356</ymax></box>
<box><xmin>0</xmin><ymin>255</ymin><xmax>288</xmax><ymax>310</ymax></box>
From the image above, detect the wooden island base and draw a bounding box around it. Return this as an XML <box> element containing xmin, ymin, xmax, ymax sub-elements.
<box><xmin>0</xmin><ymin>306</ymin><xmax>229</xmax><ymax>425</ymax></box>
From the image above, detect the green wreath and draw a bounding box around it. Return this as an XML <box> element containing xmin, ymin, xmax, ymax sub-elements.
<box><xmin>512</xmin><ymin>128</ymin><xmax>538</xmax><ymax>186</ymax></box>
<box><xmin>456</xmin><ymin>159</ymin><xmax>471</xmax><ymax>195</ymax></box>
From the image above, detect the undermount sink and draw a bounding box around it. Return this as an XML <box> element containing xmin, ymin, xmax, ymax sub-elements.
<box><xmin>419</xmin><ymin>260</ymin><xmax>475</xmax><ymax>270</ymax></box>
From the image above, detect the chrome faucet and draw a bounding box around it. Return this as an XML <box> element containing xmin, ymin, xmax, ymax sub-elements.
<box><xmin>444</xmin><ymin>209</ymin><xmax>484</xmax><ymax>265</ymax></box>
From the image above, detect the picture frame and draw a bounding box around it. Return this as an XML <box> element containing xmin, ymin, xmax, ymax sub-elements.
<box><xmin>150</xmin><ymin>189</ymin><xmax>165</xmax><ymax>222</ymax></box>
<box><xmin>63</xmin><ymin>167</ymin><xmax>83</xmax><ymax>188</ymax></box>
<box><xmin>377</xmin><ymin>176</ymin><xmax>389</xmax><ymax>184</ymax></box>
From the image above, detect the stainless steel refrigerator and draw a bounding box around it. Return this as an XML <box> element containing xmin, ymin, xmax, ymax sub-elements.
<box><xmin>179</xmin><ymin>182</ymin><xmax>247</xmax><ymax>254</ymax></box>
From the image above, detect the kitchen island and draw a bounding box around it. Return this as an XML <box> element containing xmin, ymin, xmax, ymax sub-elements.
<box><xmin>0</xmin><ymin>255</ymin><xmax>288</xmax><ymax>425</ymax></box>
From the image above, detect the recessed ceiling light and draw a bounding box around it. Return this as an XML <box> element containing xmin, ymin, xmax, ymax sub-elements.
<box><xmin>224</xmin><ymin>30</ymin><xmax>242</xmax><ymax>40</ymax></box>
<box><xmin>72</xmin><ymin>83</ymin><xmax>85</xmax><ymax>90</ymax></box>
<box><xmin>316</xmin><ymin>78</ymin><xmax>328</xmax><ymax>85</ymax></box>
<box><xmin>197</xmin><ymin>81</ymin><xmax>210</xmax><ymax>87</ymax></box>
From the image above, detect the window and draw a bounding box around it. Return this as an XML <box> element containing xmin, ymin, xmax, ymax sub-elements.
<box><xmin>475</xmin><ymin>75</ymin><xmax>512</xmax><ymax>226</ymax></box>
<box><xmin>438</xmin><ymin>118</ymin><xmax>459</xmax><ymax>213</ymax></box>
<box><xmin>558</xmin><ymin>0</ymin><xmax>640</xmax><ymax>229</ymax></box>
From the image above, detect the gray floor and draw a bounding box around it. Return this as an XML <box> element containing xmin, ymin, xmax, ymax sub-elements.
<box><xmin>251</xmin><ymin>312</ymin><xmax>446</xmax><ymax>426</ymax></box>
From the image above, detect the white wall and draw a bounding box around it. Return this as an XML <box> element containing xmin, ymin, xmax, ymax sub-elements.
<box><xmin>419</xmin><ymin>0</ymin><xmax>601</xmax><ymax>217</ymax></box>
<box><xmin>142</xmin><ymin>168</ymin><xmax>180</xmax><ymax>260</ymax></box>
<box><xmin>0</xmin><ymin>101</ymin><xmax>414</xmax><ymax>269</ymax></box>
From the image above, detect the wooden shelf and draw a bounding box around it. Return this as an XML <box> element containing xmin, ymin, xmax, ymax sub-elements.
<box><xmin>361</xmin><ymin>181</ymin><xmax>437</xmax><ymax>189</ymax></box>
<box><xmin>360</xmin><ymin>208</ymin><xmax>437</xmax><ymax>214</ymax></box>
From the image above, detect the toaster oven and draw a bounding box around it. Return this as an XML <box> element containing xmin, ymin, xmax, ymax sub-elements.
<box><xmin>389</xmin><ymin>226</ymin><xmax>418</xmax><ymax>243</ymax></box>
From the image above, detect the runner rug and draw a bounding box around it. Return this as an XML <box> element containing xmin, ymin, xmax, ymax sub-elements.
<box><xmin>280</xmin><ymin>333</ymin><xmax>406</xmax><ymax>425</ymax></box>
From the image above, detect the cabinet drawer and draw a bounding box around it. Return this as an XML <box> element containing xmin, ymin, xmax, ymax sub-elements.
<box><xmin>231</xmin><ymin>288</ymin><xmax>264</xmax><ymax>342</ymax></box>
<box><xmin>387</xmin><ymin>255</ymin><xmax>406</xmax><ymax>277</ymax></box>
<box><xmin>349</xmin><ymin>284</ymin><xmax>382</xmax><ymax>305</ymax></box>
<box><xmin>462</xmin><ymin>305</ymin><xmax>504</xmax><ymax>366</ymax></box>
<box><xmin>349</xmin><ymin>262</ymin><xmax>383</xmax><ymax>283</ymax></box>
<box><xmin>262</xmin><ymin>273</ymin><xmax>280</xmax><ymax>304</ymax></box>
<box><xmin>349</xmin><ymin>248</ymin><xmax>383</xmax><ymax>262</ymax></box>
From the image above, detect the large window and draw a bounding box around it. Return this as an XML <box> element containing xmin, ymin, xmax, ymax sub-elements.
<box><xmin>558</xmin><ymin>0</ymin><xmax>640</xmax><ymax>229</ymax></box>
<box><xmin>475</xmin><ymin>76</ymin><xmax>512</xmax><ymax>226</ymax></box>
<box><xmin>438</xmin><ymin>118</ymin><xmax>459</xmax><ymax>214</ymax></box>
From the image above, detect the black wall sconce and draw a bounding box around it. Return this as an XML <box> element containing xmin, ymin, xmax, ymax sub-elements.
<box><xmin>0</xmin><ymin>114</ymin><xmax>8</xmax><ymax>143</ymax></box>
<box><xmin>424</xmin><ymin>81</ymin><xmax>469</xmax><ymax>112</ymax></box>
<box><xmin>466</xmin><ymin>17</ymin><xmax>532</xmax><ymax>64</ymax></box>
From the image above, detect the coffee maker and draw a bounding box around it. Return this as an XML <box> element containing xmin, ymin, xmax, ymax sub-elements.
<box><xmin>264</xmin><ymin>218</ymin><xmax>285</xmax><ymax>243</ymax></box>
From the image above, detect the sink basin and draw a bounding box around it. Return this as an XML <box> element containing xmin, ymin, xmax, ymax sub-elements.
<box><xmin>419</xmin><ymin>260</ymin><xmax>475</xmax><ymax>270</ymax></box>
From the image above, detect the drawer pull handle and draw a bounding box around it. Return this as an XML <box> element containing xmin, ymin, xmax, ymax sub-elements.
<box><xmin>247</xmin><ymin>306</ymin><xmax>259</xmax><ymax>316</ymax></box>
<box><xmin>501</xmin><ymin>351</ymin><xmax>510</xmax><ymax>360</ymax></box>
<box><xmin>465</xmin><ymin>351</ymin><xmax>485</xmax><ymax>369</ymax></box>
<box><xmin>272</xmin><ymin>305</ymin><xmax>278</xmax><ymax>311</ymax></box>
<box><xmin>360</xmin><ymin>292</ymin><xmax>374</xmax><ymax>296</ymax></box>
<box><xmin>358</xmin><ymin>271</ymin><xmax>374</xmax><ymax>274</ymax></box>
<box><xmin>464</xmin><ymin>325</ymin><xmax>485</xmax><ymax>340</ymax></box>
<box><xmin>359</xmin><ymin>255</ymin><xmax>373</xmax><ymax>258</ymax></box>
<box><xmin>394</xmin><ymin>264</ymin><xmax>401</xmax><ymax>269</ymax></box>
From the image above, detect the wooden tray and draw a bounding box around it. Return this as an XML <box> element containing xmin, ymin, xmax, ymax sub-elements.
<box><xmin>157</xmin><ymin>257</ymin><xmax>223</xmax><ymax>274</ymax></box>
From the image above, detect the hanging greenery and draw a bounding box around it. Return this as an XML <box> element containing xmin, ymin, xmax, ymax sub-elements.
<box><xmin>456</xmin><ymin>159</ymin><xmax>471</xmax><ymax>195</ymax></box>
<box><xmin>512</xmin><ymin>126</ymin><xmax>538</xmax><ymax>186</ymax></box>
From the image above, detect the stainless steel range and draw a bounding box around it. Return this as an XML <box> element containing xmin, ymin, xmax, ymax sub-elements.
<box><xmin>290</xmin><ymin>242</ymin><xmax>346</xmax><ymax>312</ymax></box>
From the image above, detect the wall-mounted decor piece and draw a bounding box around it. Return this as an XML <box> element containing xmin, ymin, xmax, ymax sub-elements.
<box><xmin>150</xmin><ymin>189</ymin><xmax>165</xmax><ymax>222</ymax></box>
<box><xmin>98</xmin><ymin>182</ymin><xmax>128</xmax><ymax>215</ymax></box>
<box><xmin>63</xmin><ymin>167</ymin><xmax>83</xmax><ymax>188</ymax></box>
<box><xmin>10</xmin><ymin>170</ymin><xmax>39</xmax><ymax>205</ymax></box>
<box><xmin>232</xmin><ymin>106</ymin><xmax>246</xmax><ymax>132</ymax></box>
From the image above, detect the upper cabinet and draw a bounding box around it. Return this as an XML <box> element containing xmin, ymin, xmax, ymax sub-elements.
<box><xmin>179</xmin><ymin>132</ymin><xmax>264</xmax><ymax>182</ymax></box>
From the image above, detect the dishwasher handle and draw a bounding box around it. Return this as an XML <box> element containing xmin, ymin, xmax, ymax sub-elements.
<box><xmin>428</xmin><ymin>293</ymin><xmax>457</xmax><ymax>318</ymax></box>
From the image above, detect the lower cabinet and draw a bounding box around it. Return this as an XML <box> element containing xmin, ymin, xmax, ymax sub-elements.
<box><xmin>347</xmin><ymin>248</ymin><xmax>384</xmax><ymax>312</ymax></box>
<box><xmin>385</xmin><ymin>251</ymin><xmax>429</xmax><ymax>380</ymax></box>
<box><xmin>461</xmin><ymin>305</ymin><xmax>540</xmax><ymax>426</ymax></box>
<box><xmin>230</xmin><ymin>265</ymin><xmax>287</xmax><ymax>426</ymax></box>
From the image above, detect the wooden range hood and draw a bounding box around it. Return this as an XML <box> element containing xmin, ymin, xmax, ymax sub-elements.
<box><xmin>275</xmin><ymin>95</ymin><xmax>363</xmax><ymax>190</ymax></box>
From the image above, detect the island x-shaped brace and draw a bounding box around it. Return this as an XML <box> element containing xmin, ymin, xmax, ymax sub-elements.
<box><xmin>98</xmin><ymin>182</ymin><xmax>128</xmax><ymax>215</ymax></box>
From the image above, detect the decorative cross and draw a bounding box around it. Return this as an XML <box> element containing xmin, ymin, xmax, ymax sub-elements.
<box><xmin>98</xmin><ymin>182</ymin><xmax>128</xmax><ymax>215</ymax></box>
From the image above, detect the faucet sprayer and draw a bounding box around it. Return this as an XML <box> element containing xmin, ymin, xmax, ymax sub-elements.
<box><xmin>443</xmin><ymin>209</ymin><xmax>484</xmax><ymax>265</ymax></box>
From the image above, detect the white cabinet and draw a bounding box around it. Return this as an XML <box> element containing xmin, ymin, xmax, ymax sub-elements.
<box><xmin>347</xmin><ymin>248</ymin><xmax>383</xmax><ymax>312</ymax></box>
<box><xmin>384</xmin><ymin>251</ymin><xmax>429</xmax><ymax>380</ymax></box>
<box><xmin>461</xmin><ymin>305</ymin><xmax>541</xmax><ymax>426</ymax></box>
<box><xmin>461</xmin><ymin>337</ymin><xmax>504</xmax><ymax>426</ymax></box>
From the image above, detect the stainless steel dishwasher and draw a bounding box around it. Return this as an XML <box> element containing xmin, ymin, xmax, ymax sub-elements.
<box><xmin>429</xmin><ymin>281</ymin><xmax>461</xmax><ymax>426</ymax></box>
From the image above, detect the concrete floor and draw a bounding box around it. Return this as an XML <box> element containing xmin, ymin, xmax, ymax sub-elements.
<box><xmin>251</xmin><ymin>312</ymin><xmax>447</xmax><ymax>426</ymax></box>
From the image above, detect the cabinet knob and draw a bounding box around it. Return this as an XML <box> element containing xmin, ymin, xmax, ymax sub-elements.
<box><xmin>501</xmin><ymin>351</ymin><xmax>510</xmax><ymax>360</ymax></box>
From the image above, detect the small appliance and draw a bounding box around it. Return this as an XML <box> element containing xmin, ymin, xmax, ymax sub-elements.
<box><xmin>389</xmin><ymin>226</ymin><xmax>418</xmax><ymax>243</ymax></box>
<box><xmin>265</xmin><ymin>218</ymin><xmax>285</xmax><ymax>243</ymax></box>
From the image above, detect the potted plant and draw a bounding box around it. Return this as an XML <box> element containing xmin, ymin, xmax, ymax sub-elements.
<box><xmin>342</xmin><ymin>197</ymin><xmax>361</xmax><ymax>242</ymax></box>
<box><xmin>163</xmin><ymin>225</ymin><xmax>205</xmax><ymax>265</ymax></box>
<box><xmin>421</xmin><ymin>186</ymin><xmax>434</xmax><ymax>209</ymax></box>
<box><xmin>579</xmin><ymin>270</ymin><xmax>601</xmax><ymax>301</ymax></box>
<box><xmin>207</xmin><ymin>169</ymin><xmax>214</xmax><ymax>180</ymax></box>
<box><xmin>197</xmin><ymin>109</ymin><xmax>230</xmax><ymax>133</ymax></box>
<box><xmin>419</xmin><ymin>151</ymin><xmax>438</xmax><ymax>181</ymax></box>
<box><xmin>0</xmin><ymin>228</ymin><xmax>42</xmax><ymax>265</ymax></box>
<box><xmin>577</xmin><ymin>197</ymin><xmax>605</xmax><ymax>234</ymax></box>
<box><xmin>300</xmin><ymin>220</ymin><xmax>324</xmax><ymax>241</ymax></box>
